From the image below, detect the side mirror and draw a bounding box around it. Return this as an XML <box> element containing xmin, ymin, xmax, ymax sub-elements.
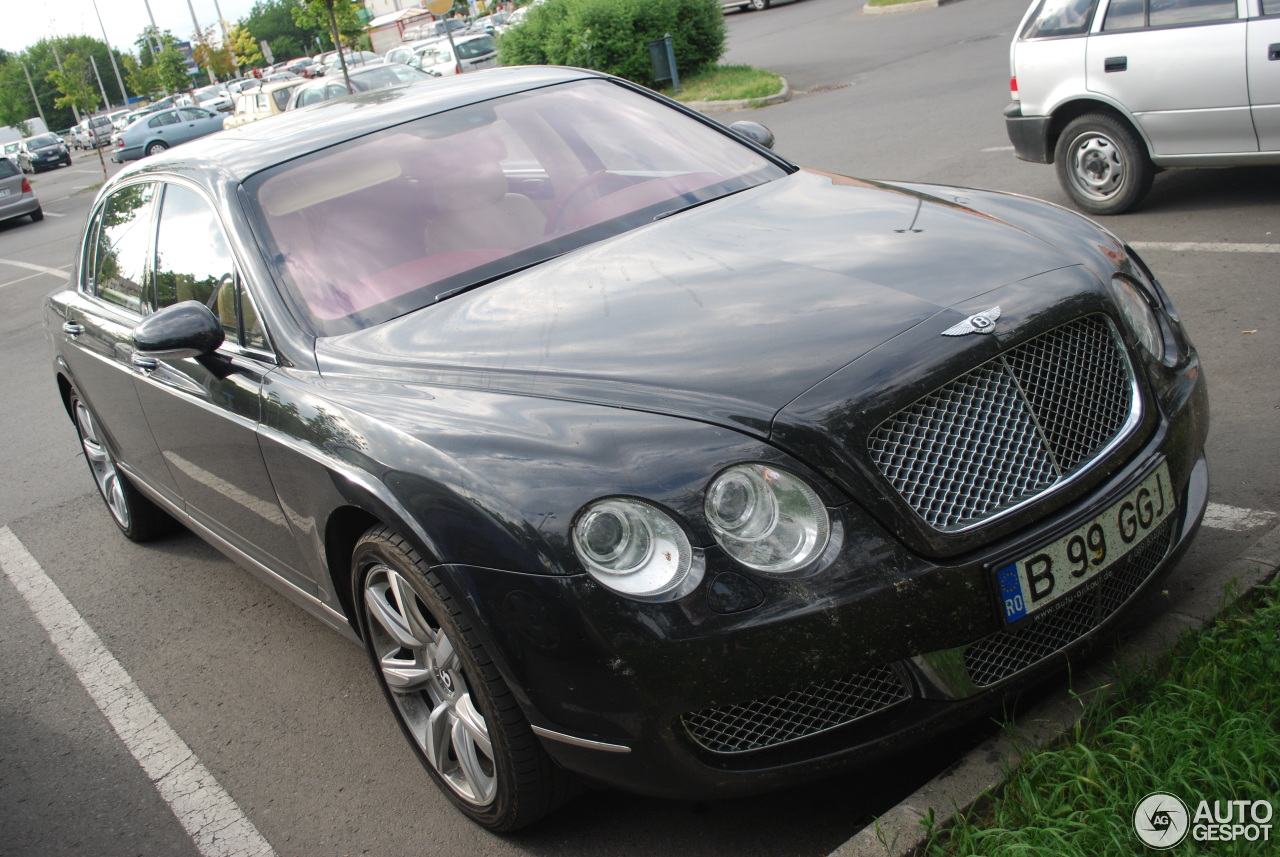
<box><xmin>729</xmin><ymin>120</ymin><xmax>776</xmax><ymax>150</ymax></box>
<box><xmin>134</xmin><ymin>301</ymin><xmax>224</xmax><ymax>359</ymax></box>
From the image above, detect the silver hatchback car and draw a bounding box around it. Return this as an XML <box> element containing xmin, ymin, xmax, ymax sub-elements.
<box><xmin>1005</xmin><ymin>0</ymin><xmax>1280</xmax><ymax>213</ymax></box>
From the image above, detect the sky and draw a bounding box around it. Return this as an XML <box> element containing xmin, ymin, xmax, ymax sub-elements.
<box><xmin>3</xmin><ymin>0</ymin><xmax>266</xmax><ymax>56</ymax></box>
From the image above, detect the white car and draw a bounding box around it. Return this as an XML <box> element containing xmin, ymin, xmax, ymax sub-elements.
<box><xmin>1005</xmin><ymin>0</ymin><xmax>1280</xmax><ymax>214</ymax></box>
<box><xmin>410</xmin><ymin>33</ymin><xmax>498</xmax><ymax>76</ymax></box>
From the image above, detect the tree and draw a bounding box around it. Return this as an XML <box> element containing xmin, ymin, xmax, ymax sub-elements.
<box><xmin>122</xmin><ymin>54</ymin><xmax>162</xmax><ymax>98</ymax></box>
<box><xmin>192</xmin><ymin>25</ymin><xmax>238</xmax><ymax>81</ymax></box>
<box><xmin>292</xmin><ymin>0</ymin><xmax>364</xmax><ymax>51</ymax></box>
<box><xmin>47</xmin><ymin>54</ymin><xmax>108</xmax><ymax>175</ymax></box>
<box><xmin>243</xmin><ymin>0</ymin><xmax>325</xmax><ymax>59</ymax></box>
<box><xmin>155</xmin><ymin>44</ymin><xmax>193</xmax><ymax>94</ymax></box>
<box><xmin>229</xmin><ymin>24</ymin><xmax>264</xmax><ymax>69</ymax></box>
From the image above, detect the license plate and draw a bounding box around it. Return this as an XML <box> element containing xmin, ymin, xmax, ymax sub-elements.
<box><xmin>996</xmin><ymin>462</ymin><xmax>1174</xmax><ymax>623</ymax></box>
<box><xmin>0</xmin><ymin>188</ymin><xmax>9</xmax><ymax>197</ymax></box>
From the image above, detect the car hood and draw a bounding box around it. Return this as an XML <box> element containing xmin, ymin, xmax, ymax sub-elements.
<box><xmin>316</xmin><ymin>169</ymin><xmax>1084</xmax><ymax>438</ymax></box>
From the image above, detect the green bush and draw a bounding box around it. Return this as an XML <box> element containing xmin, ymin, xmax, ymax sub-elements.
<box><xmin>498</xmin><ymin>0</ymin><xmax>725</xmax><ymax>88</ymax></box>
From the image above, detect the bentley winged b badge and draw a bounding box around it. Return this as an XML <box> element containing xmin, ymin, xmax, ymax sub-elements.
<box><xmin>942</xmin><ymin>306</ymin><xmax>1001</xmax><ymax>336</ymax></box>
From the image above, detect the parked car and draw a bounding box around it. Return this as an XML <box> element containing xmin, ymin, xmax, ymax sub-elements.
<box><xmin>1006</xmin><ymin>0</ymin><xmax>1280</xmax><ymax>214</ymax></box>
<box><xmin>410</xmin><ymin>33</ymin><xmax>498</xmax><ymax>76</ymax></box>
<box><xmin>286</xmin><ymin>63</ymin><xmax>433</xmax><ymax>109</ymax></box>
<box><xmin>191</xmin><ymin>83</ymin><xmax>233</xmax><ymax>113</ymax></box>
<box><xmin>83</xmin><ymin>115</ymin><xmax>117</xmax><ymax>149</ymax></box>
<box><xmin>46</xmin><ymin>66</ymin><xmax>1208</xmax><ymax>833</ymax></box>
<box><xmin>224</xmin><ymin>79</ymin><xmax>307</xmax><ymax>129</ymax></box>
<box><xmin>403</xmin><ymin>17</ymin><xmax>471</xmax><ymax>40</ymax></box>
<box><xmin>317</xmin><ymin>50</ymin><xmax>382</xmax><ymax>76</ymax></box>
<box><xmin>384</xmin><ymin>38</ymin><xmax>446</xmax><ymax>66</ymax></box>
<box><xmin>17</xmin><ymin>133</ymin><xmax>72</xmax><ymax>173</ymax></box>
<box><xmin>1</xmin><ymin>141</ymin><xmax>20</xmax><ymax>162</ymax></box>
<box><xmin>0</xmin><ymin>156</ymin><xmax>41</xmax><ymax>224</ymax></box>
<box><xmin>110</xmin><ymin>107</ymin><xmax>226</xmax><ymax>162</ymax></box>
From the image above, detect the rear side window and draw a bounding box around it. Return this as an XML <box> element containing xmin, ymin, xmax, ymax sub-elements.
<box><xmin>1020</xmin><ymin>0</ymin><xmax>1100</xmax><ymax>37</ymax></box>
<box><xmin>90</xmin><ymin>183</ymin><xmax>157</xmax><ymax>313</ymax></box>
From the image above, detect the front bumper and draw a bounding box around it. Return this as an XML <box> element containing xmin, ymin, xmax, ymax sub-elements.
<box><xmin>440</xmin><ymin>341</ymin><xmax>1207</xmax><ymax>799</ymax></box>
<box><xmin>1004</xmin><ymin>102</ymin><xmax>1052</xmax><ymax>163</ymax></box>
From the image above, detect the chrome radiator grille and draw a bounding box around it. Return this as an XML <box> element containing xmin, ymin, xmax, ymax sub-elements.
<box><xmin>869</xmin><ymin>315</ymin><xmax>1136</xmax><ymax>531</ymax></box>
<box><xmin>681</xmin><ymin>665</ymin><xmax>911</xmax><ymax>754</ymax></box>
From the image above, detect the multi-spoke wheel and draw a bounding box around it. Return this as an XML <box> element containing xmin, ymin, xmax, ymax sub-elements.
<box><xmin>1054</xmin><ymin>113</ymin><xmax>1153</xmax><ymax>216</ymax></box>
<box><xmin>70</xmin><ymin>391</ymin><xmax>170</xmax><ymax>541</ymax></box>
<box><xmin>353</xmin><ymin>527</ymin><xmax>575</xmax><ymax>830</ymax></box>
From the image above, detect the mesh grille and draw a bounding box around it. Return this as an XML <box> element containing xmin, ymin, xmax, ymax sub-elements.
<box><xmin>869</xmin><ymin>316</ymin><xmax>1135</xmax><ymax>531</ymax></box>
<box><xmin>681</xmin><ymin>665</ymin><xmax>911</xmax><ymax>754</ymax></box>
<box><xmin>964</xmin><ymin>517</ymin><xmax>1174</xmax><ymax>688</ymax></box>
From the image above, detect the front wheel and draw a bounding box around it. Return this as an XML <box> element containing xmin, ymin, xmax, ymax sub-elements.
<box><xmin>1054</xmin><ymin>113</ymin><xmax>1153</xmax><ymax>215</ymax></box>
<box><xmin>353</xmin><ymin>527</ymin><xmax>575</xmax><ymax>831</ymax></box>
<box><xmin>70</xmin><ymin>392</ymin><xmax>170</xmax><ymax>541</ymax></box>
<box><xmin>145</xmin><ymin>141</ymin><xmax>169</xmax><ymax>157</ymax></box>
<box><xmin>748</xmin><ymin>0</ymin><xmax>771</xmax><ymax>8</ymax></box>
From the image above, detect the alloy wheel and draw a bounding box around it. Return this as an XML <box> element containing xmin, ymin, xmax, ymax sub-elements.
<box><xmin>363</xmin><ymin>564</ymin><xmax>497</xmax><ymax>805</ymax></box>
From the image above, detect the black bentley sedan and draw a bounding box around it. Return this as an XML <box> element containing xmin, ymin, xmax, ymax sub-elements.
<box><xmin>45</xmin><ymin>66</ymin><xmax>1208</xmax><ymax>831</ymax></box>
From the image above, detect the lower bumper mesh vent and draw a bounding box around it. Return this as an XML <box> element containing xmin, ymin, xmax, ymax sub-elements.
<box><xmin>681</xmin><ymin>665</ymin><xmax>911</xmax><ymax>754</ymax></box>
<box><xmin>964</xmin><ymin>517</ymin><xmax>1175</xmax><ymax>688</ymax></box>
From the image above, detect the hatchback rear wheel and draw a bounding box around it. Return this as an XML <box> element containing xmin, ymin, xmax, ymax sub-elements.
<box><xmin>1055</xmin><ymin>113</ymin><xmax>1153</xmax><ymax>215</ymax></box>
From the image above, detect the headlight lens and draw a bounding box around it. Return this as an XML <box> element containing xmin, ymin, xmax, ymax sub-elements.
<box><xmin>705</xmin><ymin>464</ymin><xmax>830</xmax><ymax>572</ymax></box>
<box><xmin>572</xmin><ymin>499</ymin><xmax>695</xmax><ymax>598</ymax></box>
<box><xmin>1108</xmin><ymin>276</ymin><xmax>1164</xmax><ymax>358</ymax></box>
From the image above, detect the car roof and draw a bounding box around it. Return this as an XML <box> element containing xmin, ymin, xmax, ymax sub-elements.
<box><xmin>113</xmin><ymin>67</ymin><xmax>603</xmax><ymax>186</ymax></box>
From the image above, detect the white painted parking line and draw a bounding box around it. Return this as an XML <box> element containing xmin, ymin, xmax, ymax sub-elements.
<box><xmin>0</xmin><ymin>527</ymin><xmax>276</xmax><ymax>857</ymax></box>
<box><xmin>1130</xmin><ymin>241</ymin><xmax>1280</xmax><ymax>253</ymax></box>
<box><xmin>982</xmin><ymin>145</ymin><xmax>1015</xmax><ymax>152</ymax></box>
<box><xmin>0</xmin><ymin>258</ymin><xmax>70</xmax><ymax>287</ymax></box>
<box><xmin>1202</xmin><ymin>503</ymin><xmax>1277</xmax><ymax>532</ymax></box>
<box><xmin>41</xmin><ymin>210</ymin><xmax>67</xmax><ymax>217</ymax></box>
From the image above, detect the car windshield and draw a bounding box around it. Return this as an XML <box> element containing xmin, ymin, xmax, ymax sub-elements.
<box><xmin>457</xmin><ymin>36</ymin><xmax>496</xmax><ymax>59</ymax></box>
<box><xmin>29</xmin><ymin>134</ymin><xmax>60</xmax><ymax>148</ymax></box>
<box><xmin>249</xmin><ymin>79</ymin><xmax>787</xmax><ymax>335</ymax></box>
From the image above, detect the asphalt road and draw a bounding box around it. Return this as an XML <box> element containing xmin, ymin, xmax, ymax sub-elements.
<box><xmin>1</xmin><ymin>0</ymin><xmax>1276</xmax><ymax>853</ymax></box>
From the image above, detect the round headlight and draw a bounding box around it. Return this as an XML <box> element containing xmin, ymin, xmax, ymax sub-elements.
<box><xmin>1108</xmin><ymin>276</ymin><xmax>1164</xmax><ymax>358</ymax></box>
<box><xmin>705</xmin><ymin>464</ymin><xmax>830</xmax><ymax>573</ymax></box>
<box><xmin>572</xmin><ymin>498</ymin><xmax>695</xmax><ymax>598</ymax></box>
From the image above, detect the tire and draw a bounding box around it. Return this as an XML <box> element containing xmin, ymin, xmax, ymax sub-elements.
<box><xmin>748</xmin><ymin>0</ymin><xmax>771</xmax><ymax>8</ymax></box>
<box><xmin>30</xmin><ymin>207</ymin><xmax>43</xmax><ymax>222</ymax></box>
<box><xmin>69</xmin><ymin>392</ymin><xmax>171</xmax><ymax>542</ymax></box>
<box><xmin>145</xmin><ymin>141</ymin><xmax>169</xmax><ymax>157</ymax></box>
<box><xmin>1054</xmin><ymin>113</ymin><xmax>1153</xmax><ymax>216</ymax></box>
<box><xmin>353</xmin><ymin>526</ymin><xmax>576</xmax><ymax>831</ymax></box>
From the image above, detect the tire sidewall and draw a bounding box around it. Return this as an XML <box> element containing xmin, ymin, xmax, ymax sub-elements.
<box><xmin>1054</xmin><ymin>114</ymin><xmax>1152</xmax><ymax>216</ymax></box>
<box><xmin>352</xmin><ymin>532</ymin><xmax>525</xmax><ymax>829</ymax></box>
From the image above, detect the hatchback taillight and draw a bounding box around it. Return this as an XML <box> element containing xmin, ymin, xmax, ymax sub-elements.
<box><xmin>20</xmin><ymin>178</ymin><xmax>32</xmax><ymax>194</ymax></box>
<box><xmin>1010</xmin><ymin>76</ymin><xmax>1019</xmax><ymax>100</ymax></box>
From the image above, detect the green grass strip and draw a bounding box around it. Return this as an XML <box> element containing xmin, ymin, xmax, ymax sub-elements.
<box><xmin>670</xmin><ymin>65</ymin><xmax>782</xmax><ymax>102</ymax></box>
<box><xmin>924</xmin><ymin>576</ymin><xmax>1280</xmax><ymax>856</ymax></box>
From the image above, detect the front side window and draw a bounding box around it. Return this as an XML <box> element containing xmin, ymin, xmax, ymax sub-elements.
<box><xmin>91</xmin><ymin>183</ymin><xmax>157</xmax><ymax>312</ymax></box>
<box><xmin>153</xmin><ymin>184</ymin><xmax>267</xmax><ymax>352</ymax></box>
<box><xmin>179</xmin><ymin>108</ymin><xmax>211</xmax><ymax>121</ymax></box>
<box><xmin>249</xmin><ymin>79</ymin><xmax>787</xmax><ymax>335</ymax></box>
<box><xmin>149</xmin><ymin>112</ymin><xmax>179</xmax><ymax>129</ymax></box>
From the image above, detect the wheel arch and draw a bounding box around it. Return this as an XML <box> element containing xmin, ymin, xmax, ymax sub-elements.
<box><xmin>1046</xmin><ymin>99</ymin><xmax>1150</xmax><ymax>164</ymax></box>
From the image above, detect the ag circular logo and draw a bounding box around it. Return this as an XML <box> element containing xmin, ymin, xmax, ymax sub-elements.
<box><xmin>1134</xmin><ymin>792</ymin><xmax>1190</xmax><ymax>849</ymax></box>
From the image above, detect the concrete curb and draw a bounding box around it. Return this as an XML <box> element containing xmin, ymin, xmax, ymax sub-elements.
<box><xmin>862</xmin><ymin>0</ymin><xmax>960</xmax><ymax>15</ymax></box>
<box><xmin>683</xmin><ymin>77</ymin><xmax>791</xmax><ymax>113</ymax></box>
<box><xmin>831</xmin><ymin>521</ymin><xmax>1280</xmax><ymax>857</ymax></box>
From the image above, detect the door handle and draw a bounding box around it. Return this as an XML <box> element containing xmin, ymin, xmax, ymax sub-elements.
<box><xmin>131</xmin><ymin>353</ymin><xmax>158</xmax><ymax>372</ymax></box>
<box><xmin>1270</xmin><ymin>43</ymin><xmax>1280</xmax><ymax>61</ymax></box>
<box><xmin>1105</xmin><ymin>56</ymin><xmax>1128</xmax><ymax>73</ymax></box>
<box><xmin>62</xmin><ymin>321</ymin><xmax>85</xmax><ymax>337</ymax></box>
